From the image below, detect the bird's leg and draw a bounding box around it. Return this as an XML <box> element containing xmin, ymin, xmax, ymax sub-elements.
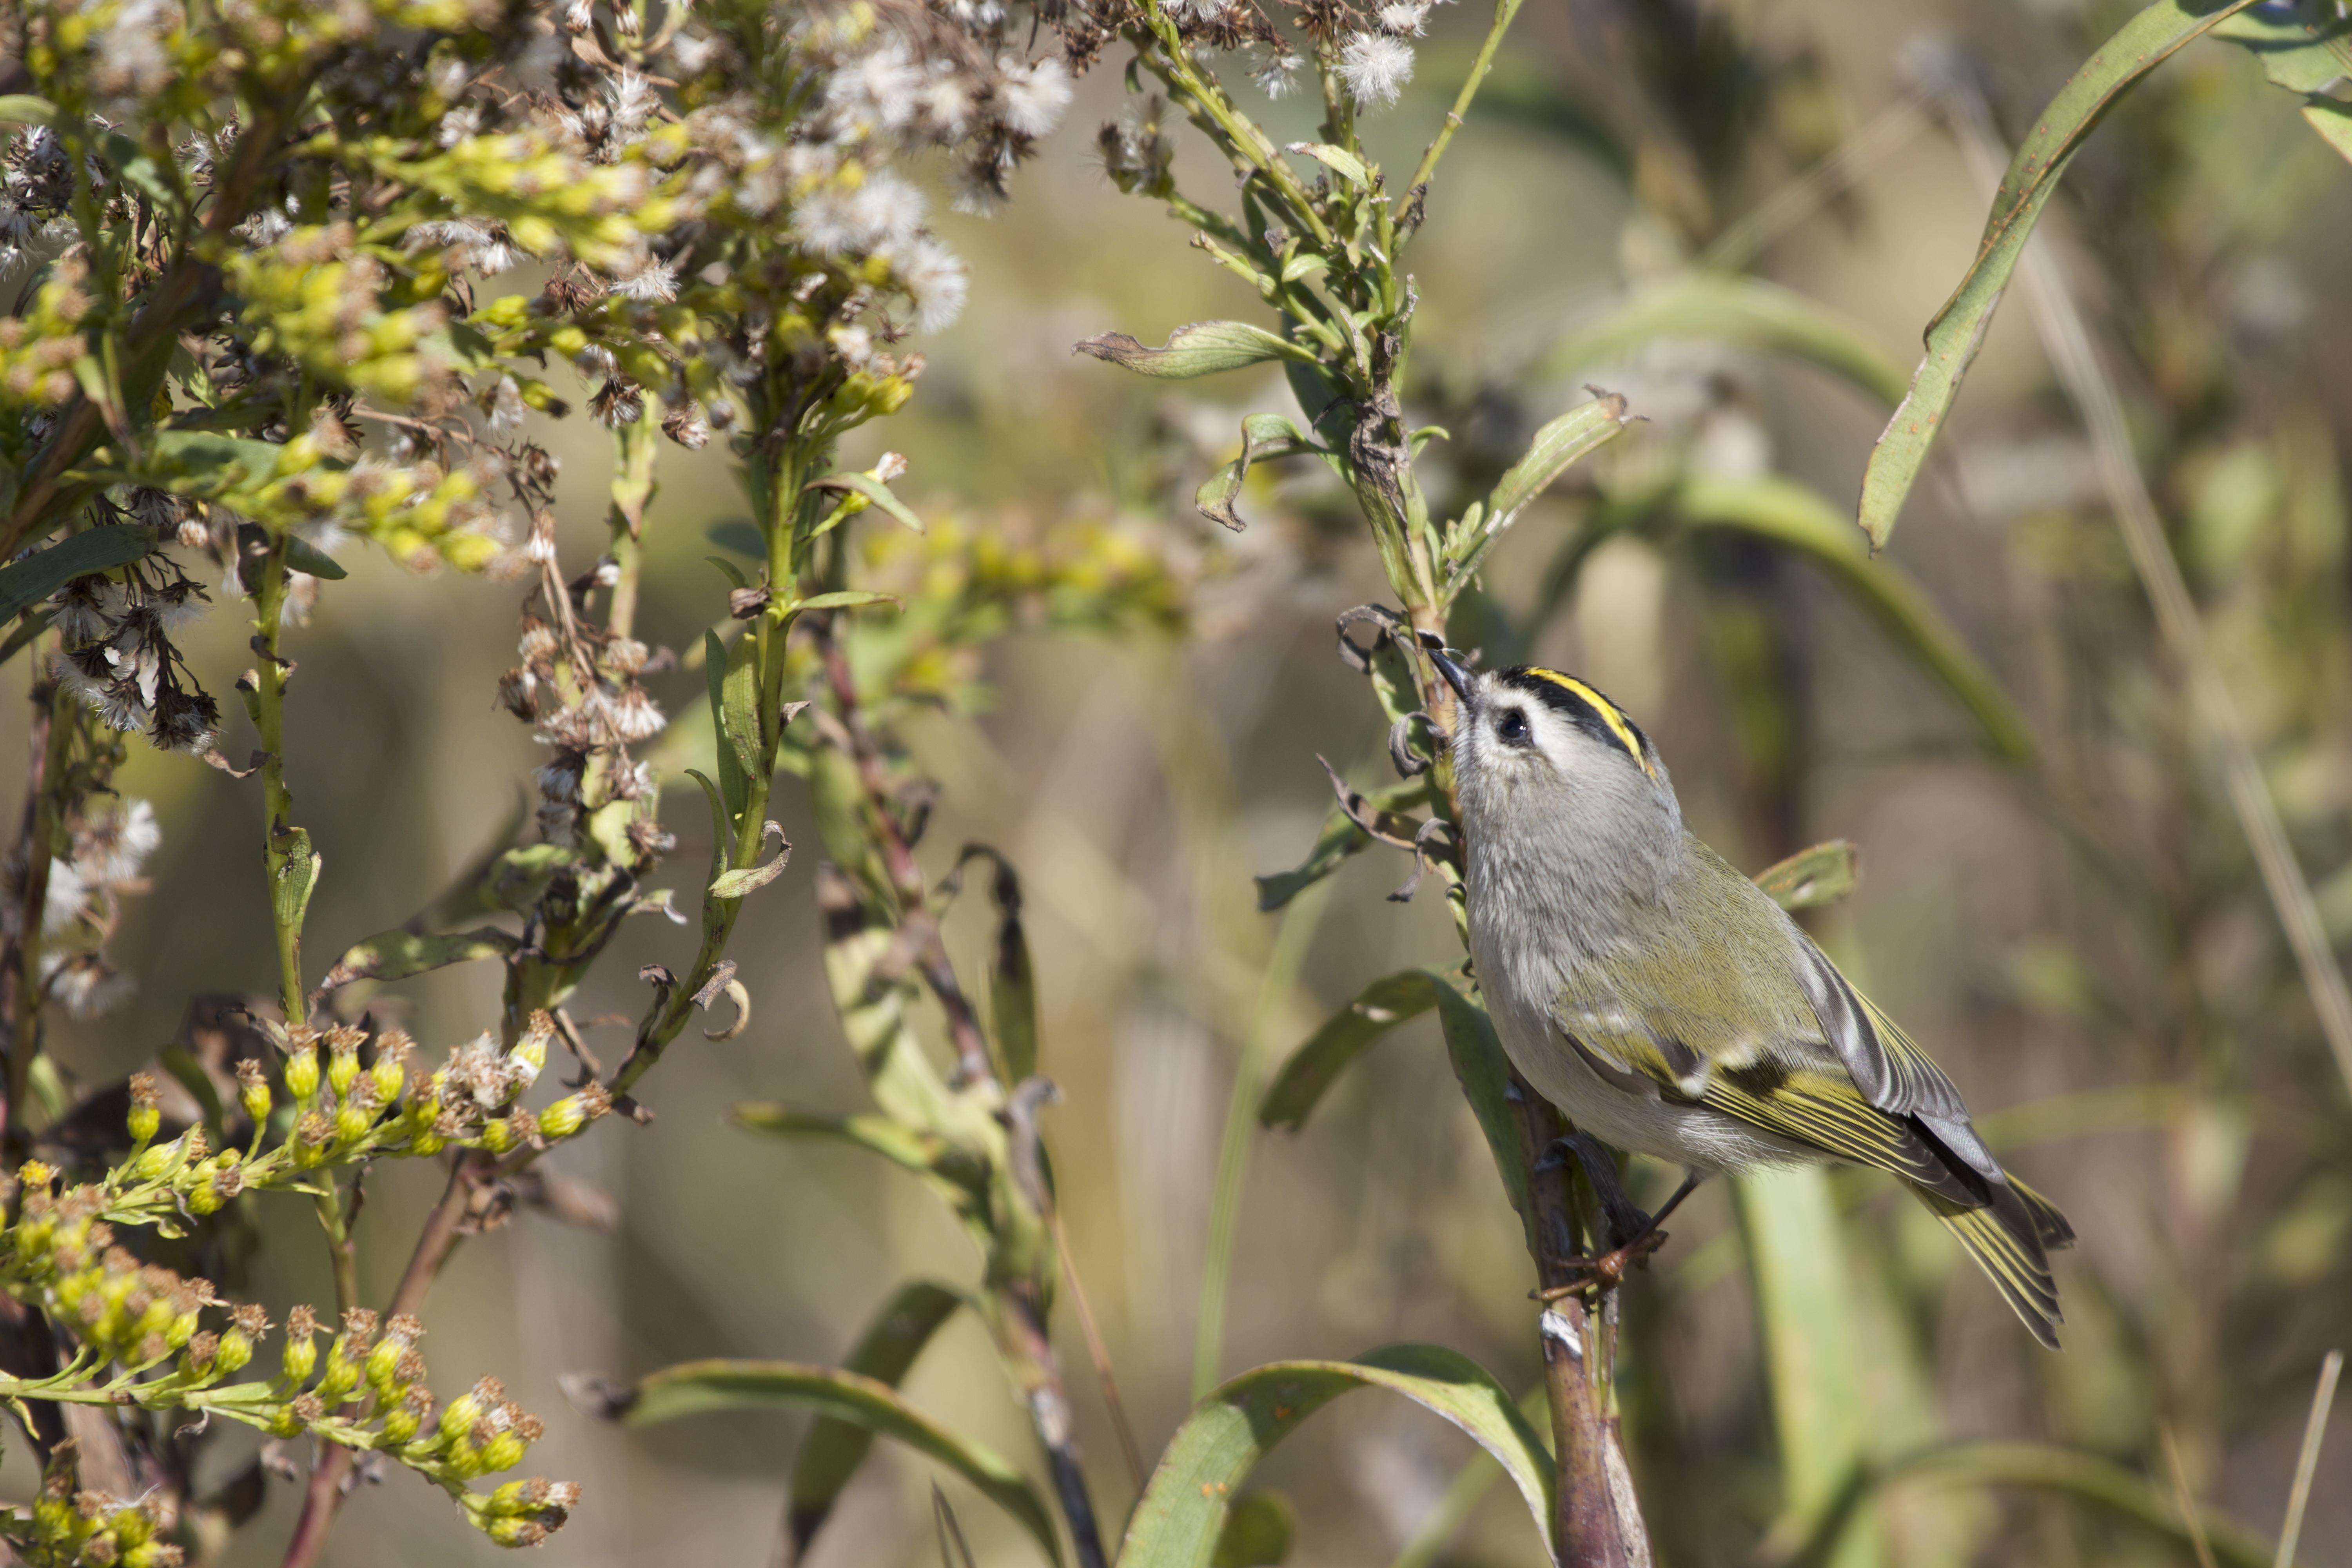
<box><xmin>1530</xmin><ymin>1138</ymin><xmax>1705</xmax><ymax>1300</ymax></box>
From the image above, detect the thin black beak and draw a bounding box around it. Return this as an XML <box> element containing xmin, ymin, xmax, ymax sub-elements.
<box><xmin>1428</xmin><ymin>647</ymin><xmax>1476</xmax><ymax>706</ymax></box>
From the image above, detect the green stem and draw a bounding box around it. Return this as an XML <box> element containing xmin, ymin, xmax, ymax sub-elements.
<box><xmin>1191</xmin><ymin>878</ymin><xmax>1333</xmax><ymax>1401</ymax></box>
<box><xmin>1401</xmin><ymin>0</ymin><xmax>1526</xmax><ymax>203</ymax></box>
<box><xmin>311</xmin><ymin>1185</ymin><xmax>359</xmax><ymax>1318</ymax></box>
<box><xmin>252</xmin><ymin>540</ymin><xmax>310</xmax><ymax>1025</ymax></box>
<box><xmin>1133</xmin><ymin>10</ymin><xmax>1334</xmax><ymax>249</ymax></box>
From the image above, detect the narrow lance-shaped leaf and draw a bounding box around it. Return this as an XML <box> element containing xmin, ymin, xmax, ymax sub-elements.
<box><xmin>1544</xmin><ymin>274</ymin><xmax>1912</xmax><ymax>408</ymax></box>
<box><xmin>1118</xmin><ymin>1345</ymin><xmax>1555</xmax><ymax>1568</ymax></box>
<box><xmin>704</xmin><ymin>631</ymin><xmax>749</xmax><ymax>820</ymax></box>
<box><xmin>1283</xmin><ymin>141</ymin><xmax>1370</xmax><ymax>186</ymax></box>
<box><xmin>1732</xmin><ymin>1165</ymin><xmax>1882</xmax><ymax>1567</ymax></box>
<box><xmin>789</xmin><ymin>1282</ymin><xmax>973</xmax><ymax>1561</ymax></box>
<box><xmin>316</xmin><ymin>927</ymin><xmax>519</xmax><ymax>994</ymax></box>
<box><xmin>1196</xmin><ymin>413</ymin><xmax>1322</xmax><ymax>533</ymax></box>
<box><xmin>1754</xmin><ymin>839</ymin><xmax>1861</xmax><ymax>913</ymax></box>
<box><xmin>803</xmin><ymin>471</ymin><xmax>926</xmax><ymax>535</ymax></box>
<box><xmin>1481</xmin><ymin>389</ymin><xmax>1633</xmax><ymax>541</ymax></box>
<box><xmin>1428</xmin><ymin>979</ymin><xmax>1534</xmax><ymax>1230</ymax></box>
<box><xmin>0</xmin><ymin>525</ymin><xmax>156</xmax><ymax>622</ymax></box>
<box><xmin>1260</xmin><ymin>971</ymin><xmax>1442</xmax><ymax>1131</ymax></box>
<box><xmin>604</xmin><ymin>1360</ymin><xmax>1063</xmax><ymax>1567</ymax></box>
<box><xmin>1075</xmin><ymin>321</ymin><xmax>1318</xmax><ymax>379</ymax></box>
<box><xmin>733</xmin><ymin>1103</ymin><xmax>952</xmax><ymax>1182</ymax></box>
<box><xmin>986</xmin><ymin>862</ymin><xmax>1040</xmax><ymax>1083</ymax></box>
<box><xmin>1857</xmin><ymin>0</ymin><xmax>2263</xmax><ymax>549</ymax></box>
<box><xmin>1254</xmin><ymin>777</ymin><xmax>1431</xmax><ymax>912</ymax></box>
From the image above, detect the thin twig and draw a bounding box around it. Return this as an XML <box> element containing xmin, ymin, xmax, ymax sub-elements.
<box><xmin>1049</xmin><ymin>1210</ymin><xmax>1145</xmax><ymax>1496</ymax></box>
<box><xmin>2276</xmin><ymin>1350</ymin><xmax>2342</xmax><ymax>1568</ymax></box>
<box><xmin>1942</xmin><ymin>87</ymin><xmax>2352</xmax><ymax>1104</ymax></box>
<box><xmin>2160</xmin><ymin>1427</ymin><xmax>2221</xmax><ymax>1568</ymax></box>
<box><xmin>1401</xmin><ymin>0</ymin><xmax>1527</xmax><ymax>201</ymax></box>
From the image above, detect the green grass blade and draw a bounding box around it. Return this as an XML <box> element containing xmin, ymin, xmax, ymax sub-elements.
<box><xmin>1123</xmin><ymin>1346</ymin><xmax>1555</xmax><ymax>1568</ymax></box>
<box><xmin>1258</xmin><ymin>969</ymin><xmax>1441</xmax><ymax>1132</ymax></box>
<box><xmin>1857</xmin><ymin>0</ymin><xmax>2263</xmax><ymax>548</ymax></box>
<box><xmin>613</xmin><ymin>1359</ymin><xmax>1063</xmax><ymax>1566</ymax></box>
<box><xmin>1544</xmin><ymin>273</ymin><xmax>1911</xmax><ymax>407</ymax></box>
<box><xmin>1734</xmin><ymin>1166</ymin><xmax>1881</xmax><ymax>1568</ymax></box>
<box><xmin>789</xmin><ymin>1283</ymin><xmax>974</xmax><ymax>1560</ymax></box>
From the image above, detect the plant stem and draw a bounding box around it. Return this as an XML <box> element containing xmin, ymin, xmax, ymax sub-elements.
<box><xmin>252</xmin><ymin>539</ymin><xmax>310</xmax><ymax>1025</ymax></box>
<box><xmin>1401</xmin><ymin>0</ymin><xmax>1525</xmax><ymax>201</ymax></box>
<box><xmin>279</xmin><ymin>1157</ymin><xmax>481</xmax><ymax>1568</ymax></box>
<box><xmin>1192</xmin><ymin>878</ymin><xmax>1330</xmax><ymax>1401</ymax></box>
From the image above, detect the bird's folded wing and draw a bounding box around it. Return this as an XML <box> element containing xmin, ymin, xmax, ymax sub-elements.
<box><xmin>1552</xmin><ymin>1005</ymin><xmax>1987</xmax><ymax>1206</ymax></box>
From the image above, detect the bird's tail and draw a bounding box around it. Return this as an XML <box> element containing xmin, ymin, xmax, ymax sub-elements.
<box><xmin>1915</xmin><ymin>1175</ymin><xmax>2074</xmax><ymax>1350</ymax></box>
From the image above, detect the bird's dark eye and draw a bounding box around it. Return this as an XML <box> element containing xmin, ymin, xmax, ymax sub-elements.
<box><xmin>1497</xmin><ymin>709</ymin><xmax>1530</xmax><ymax>745</ymax></box>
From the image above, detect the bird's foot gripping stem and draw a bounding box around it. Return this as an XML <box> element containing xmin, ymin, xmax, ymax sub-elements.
<box><xmin>1528</xmin><ymin>1132</ymin><xmax>1703</xmax><ymax>1301</ymax></box>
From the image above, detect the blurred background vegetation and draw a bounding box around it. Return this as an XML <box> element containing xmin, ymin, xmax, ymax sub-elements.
<box><xmin>12</xmin><ymin>0</ymin><xmax>2352</xmax><ymax>1561</ymax></box>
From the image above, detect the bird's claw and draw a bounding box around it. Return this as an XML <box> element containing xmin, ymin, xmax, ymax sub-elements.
<box><xmin>1530</xmin><ymin>1227</ymin><xmax>1671</xmax><ymax>1301</ymax></box>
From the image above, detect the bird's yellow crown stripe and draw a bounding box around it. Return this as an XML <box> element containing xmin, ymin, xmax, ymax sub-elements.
<box><xmin>1523</xmin><ymin>668</ymin><xmax>1656</xmax><ymax>779</ymax></box>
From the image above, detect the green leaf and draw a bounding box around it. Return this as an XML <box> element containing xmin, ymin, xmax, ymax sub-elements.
<box><xmin>986</xmin><ymin>866</ymin><xmax>1039</xmax><ymax>1083</ymax></box>
<box><xmin>0</xmin><ymin>95</ymin><xmax>58</xmax><ymax>126</ymax></box>
<box><xmin>733</xmin><ymin>1103</ymin><xmax>951</xmax><ymax>1180</ymax></box>
<box><xmin>1195</xmin><ymin>413</ymin><xmax>1321</xmax><ymax>533</ymax></box>
<box><xmin>0</xmin><ymin>527</ymin><xmax>157</xmax><ymax>622</ymax></box>
<box><xmin>789</xmin><ymin>1282</ymin><xmax>973</xmax><ymax>1560</ymax></box>
<box><xmin>1673</xmin><ymin>474</ymin><xmax>2034</xmax><ymax>762</ymax></box>
<box><xmin>1544</xmin><ymin>274</ymin><xmax>1911</xmax><ymax>408</ymax></box>
<box><xmin>2213</xmin><ymin>0</ymin><xmax>2352</xmax><ymax>93</ymax></box>
<box><xmin>272</xmin><ymin>829</ymin><xmax>320</xmax><ymax>942</ymax></box>
<box><xmin>146</xmin><ymin>430</ymin><xmax>289</xmax><ymax>490</ymax></box>
<box><xmin>1260</xmin><ymin>971</ymin><xmax>1443</xmax><ymax>1131</ymax></box>
<box><xmin>1075</xmin><ymin>321</ymin><xmax>1317</xmax><ymax>379</ymax></box>
<box><xmin>793</xmin><ymin>589</ymin><xmax>900</xmax><ymax>613</ymax></box>
<box><xmin>1253</xmin><ymin>777</ymin><xmax>1431</xmax><ymax>911</ymax></box>
<box><xmin>1753</xmin><ymin>839</ymin><xmax>1860</xmax><ymax>912</ymax></box>
<box><xmin>614</xmin><ymin>1360</ymin><xmax>1062</xmax><ymax>1568</ymax></box>
<box><xmin>1857</xmin><ymin>0</ymin><xmax>2265</xmax><ymax>548</ymax></box>
<box><xmin>684</xmin><ymin>769</ymin><xmax>733</xmax><ymax>933</ymax></box>
<box><xmin>1480</xmin><ymin>390</ymin><xmax>1633</xmax><ymax>543</ymax></box>
<box><xmin>1212</xmin><ymin>1492</ymin><xmax>1295</xmax><ymax>1567</ymax></box>
<box><xmin>1733</xmin><ymin>1166</ymin><xmax>1881</xmax><ymax>1566</ymax></box>
<box><xmin>803</xmin><ymin>472</ymin><xmax>926</xmax><ymax>534</ymax></box>
<box><xmin>2305</xmin><ymin>95</ymin><xmax>2352</xmax><ymax>164</ymax></box>
<box><xmin>1428</xmin><ymin>979</ymin><xmax>1534</xmax><ymax>1230</ymax></box>
<box><xmin>1283</xmin><ymin>141</ymin><xmax>1370</xmax><ymax>186</ymax></box>
<box><xmin>317</xmin><ymin>927</ymin><xmax>518</xmax><ymax>993</ymax></box>
<box><xmin>709</xmin><ymin>847</ymin><xmax>789</xmax><ymax>900</ymax></box>
<box><xmin>283</xmin><ymin>535</ymin><xmax>348</xmax><ymax>581</ymax></box>
<box><xmin>704</xmin><ymin>632</ymin><xmax>749</xmax><ymax>820</ymax></box>
<box><xmin>1119</xmin><ymin>1345</ymin><xmax>1553</xmax><ymax>1568</ymax></box>
<box><xmin>99</xmin><ymin>130</ymin><xmax>186</xmax><ymax>220</ymax></box>
<box><xmin>0</xmin><ymin>610</ymin><xmax>53</xmax><ymax>669</ymax></box>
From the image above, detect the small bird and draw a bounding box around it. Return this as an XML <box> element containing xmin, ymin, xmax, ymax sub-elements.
<box><xmin>1431</xmin><ymin>651</ymin><xmax>2074</xmax><ymax>1347</ymax></box>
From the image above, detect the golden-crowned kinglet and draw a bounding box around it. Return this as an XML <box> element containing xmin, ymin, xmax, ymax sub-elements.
<box><xmin>1433</xmin><ymin>651</ymin><xmax>2074</xmax><ymax>1347</ymax></box>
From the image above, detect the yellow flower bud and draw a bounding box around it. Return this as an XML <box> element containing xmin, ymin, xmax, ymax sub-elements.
<box><xmin>284</xmin><ymin>1044</ymin><xmax>321</xmax><ymax>1102</ymax></box>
